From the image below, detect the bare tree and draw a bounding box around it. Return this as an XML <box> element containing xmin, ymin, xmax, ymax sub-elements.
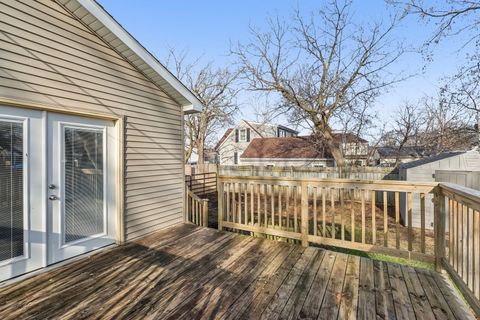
<box><xmin>232</xmin><ymin>0</ymin><xmax>405</xmax><ymax>167</ymax></box>
<box><xmin>393</xmin><ymin>0</ymin><xmax>480</xmax><ymax>48</ymax></box>
<box><xmin>390</xmin><ymin>102</ymin><xmax>422</xmax><ymax>166</ymax></box>
<box><xmin>166</xmin><ymin>49</ymin><xmax>240</xmax><ymax>164</ymax></box>
<box><xmin>443</xmin><ymin>66</ymin><xmax>480</xmax><ymax>144</ymax></box>
<box><xmin>420</xmin><ymin>88</ymin><xmax>477</xmax><ymax>151</ymax></box>
<box><xmin>338</xmin><ymin>101</ymin><xmax>374</xmax><ymax>166</ymax></box>
<box><xmin>392</xmin><ymin>0</ymin><xmax>480</xmax><ymax>146</ymax></box>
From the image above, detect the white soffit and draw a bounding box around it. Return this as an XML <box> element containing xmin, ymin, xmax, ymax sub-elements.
<box><xmin>56</xmin><ymin>0</ymin><xmax>203</xmax><ymax>114</ymax></box>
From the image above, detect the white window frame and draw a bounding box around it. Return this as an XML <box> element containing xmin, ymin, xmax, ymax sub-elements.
<box><xmin>239</xmin><ymin>129</ymin><xmax>247</xmax><ymax>142</ymax></box>
<box><xmin>58</xmin><ymin>123</ymin><xmax>108</xmax><ymax>248</ymax></box>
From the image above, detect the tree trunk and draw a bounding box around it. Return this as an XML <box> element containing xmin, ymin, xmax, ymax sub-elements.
<box><xmin>185</xmin><ymin>144</ymin><xmax>193</xmax><ymax>164</ymax></box>
<box><xmin>315</xmin><ymin>127</ymin><xmax>346</xmax><ymax>168</ymax></box>
<box><xmin>197</xmin><ymin>138</ymin><xmax>205</xmax><ymax>165</ymax></box>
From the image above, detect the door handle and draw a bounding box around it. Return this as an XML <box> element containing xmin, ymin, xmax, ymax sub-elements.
<box><xmin>49</xmin><ymin>195</ymin><xmax>59</xmax><ymax>201</ymax></box>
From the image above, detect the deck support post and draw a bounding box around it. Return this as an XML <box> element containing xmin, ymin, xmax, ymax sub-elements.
<box><xmin>433</xmin><ymin>188</ymin><xmax>446</xmax><ymax>272</ymax></box>
<box><xmin>217</xmin><ymin>180</ymin><xmax>224</xmax><ymax>231</ymax></box>
<box><xmin>301</xmin><ymin>182</ymin><xmax>309</xmax><ymax>247</ymax></box>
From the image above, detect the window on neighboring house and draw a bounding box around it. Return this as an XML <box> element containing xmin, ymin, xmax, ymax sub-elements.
<box><xmin>278</xmin><ymin>128</ymin><xmax>291</xmax><ymax>137</ymax></box>
<box><xmin>234</xmin><ymin>152</ymin><xmax>238</xmax><ymax>164</ymax></box>
<box><xmin>239</xmin><ymin>129</ymin><xmax>247</xmax><ymax>142</ymax></box>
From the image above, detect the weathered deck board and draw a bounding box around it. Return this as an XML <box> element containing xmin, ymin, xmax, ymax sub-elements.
<box><xmin>0</xmin><ymin>224</ymin><xmax>474</xmax><ymax>320</ymax></box>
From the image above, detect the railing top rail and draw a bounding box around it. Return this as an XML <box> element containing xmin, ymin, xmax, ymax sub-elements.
<box><xmin>186</xmin><ymin>187</ymin><xmax>203</xmax><ymax>201</ymax></box>
<box><xmin>219</xmin><ymin>165</ymin><xmax>392</xmax><ymax>173</ymax></box>
<box><xmin>218</xmin><ymin>175</ymin><xmax>438</xmax><ymax>193</ymax></box>
<box><xmin>440</xmin><ymin>182</ymin><xmax>480</xmax><ymax>211</ymax></box>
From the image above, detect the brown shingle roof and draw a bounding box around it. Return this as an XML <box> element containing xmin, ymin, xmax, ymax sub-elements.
<box><xmin>241</xmin><ymin>136</ymin><xmax>332</xmax><ymax>159</ymax></box>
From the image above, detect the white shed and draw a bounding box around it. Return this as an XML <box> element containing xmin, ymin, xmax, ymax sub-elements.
<box><xmin>398</xmin><ymin>150</ymin><xmax>480</xmax><ymax>229</ymax></box>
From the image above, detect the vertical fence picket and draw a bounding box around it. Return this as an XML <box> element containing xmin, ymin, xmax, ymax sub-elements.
<box><xmin>372</xmin><ymin>190</ymin><xmax>376</xmax><ymax>245</ymax></box>
<box><xmin>313</xmin><ymin>187</ymin><xmax>318</xmax><ymax>237</ymax></box>
<box><xmin>420</xmin><ymin>193</ymin><xmax>426</xmax><ymax>253</ymax></box>
<box><xmin>395</xmin><ymin>192</ymin><xmax>400</xmax><ymax>250</ymax></box>
<box><xmin>361</xmin><ymin>190</ymin><xmax>366</xmax><ymax>244</ymax></box>
<box><xmin>383</xmin><ymin>191</ymin><xmax>388</xmax><ymax>247</ymax></box>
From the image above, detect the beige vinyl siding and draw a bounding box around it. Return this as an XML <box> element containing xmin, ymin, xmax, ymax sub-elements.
<box><xmin>0</xmin><ymin>0</ymin><xmax>185</xmax><ymax>240</ymax></box>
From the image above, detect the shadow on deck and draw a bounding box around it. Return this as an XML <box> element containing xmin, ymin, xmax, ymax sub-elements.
<box><xmin>0</xmin><ymin>224</ymin><xmax>474</xmax><ymax>319</ymax></box>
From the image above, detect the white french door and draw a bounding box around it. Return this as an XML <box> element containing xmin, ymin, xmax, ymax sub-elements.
<box><xmin>0</xmin><ymin>106</ymin><xmax>117</xmax><ymax>281</ymax></box>
<box><xmin>47</xmin><ymin>113</ymin><xmax>116</xmax><ymax>265</ymax></box>
<box><xmin>0</xmin><ymin>106</ymin><xmax>45</xmax><ymax>281</ymax></box>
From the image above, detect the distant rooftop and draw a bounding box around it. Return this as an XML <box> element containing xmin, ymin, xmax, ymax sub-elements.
<box><xmin>399</xmin><ymin>151</ymin><xmax>467</xmax><ymax>169</ymax></box>
<box><xmin>376</xmin><ymin>146</ymin><xmax>432</xmax><ymax>158</ymax></box>
<box><xmin>241</xmin><ymin>136</ymin><xmax>332</xmax><ymax>159</ymax></box>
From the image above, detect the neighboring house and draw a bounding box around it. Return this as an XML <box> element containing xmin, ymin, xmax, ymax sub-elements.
<box><xmin>334</xmin><ymin>132</ymin><xmax>369</xmax><ymax>166</ymax></box>
<box><xmin>204</xmin><ymin>148</ymin><xmax>218</xmax><ymax>163</ymax></box>
<box><xmin>398</xmin><ymin>150</ymin><xmax>480</xmax><ymax>230</ymax></box>
<box><xmin>373</xmin><ymin>146</ymin><xmax>433</xmax><ymax>167</ymax></box>
<box><xmin>0</xmin><ymin>0</ymin><xmax>202</xmax><ymax>281</ymax></box>
<box><xmin>216</xmin><ymin>120</ymin><xmax>298</xmax><ymax>165</ymax></box>
<box><xmin>240</xmin><ymin>136</ymin><xmax>335</xmax><ymax>167</ymax></box>
<box><xmin>235</xmin><ymin>132</ymin><xmax>368</xmax><ymax>168</ymax></box>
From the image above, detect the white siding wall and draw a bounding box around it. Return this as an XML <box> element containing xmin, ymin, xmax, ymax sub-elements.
<box><xmin>0</xmin><ymin>0</ymin><xmax>184</xmax><ymax>240</ymax></box>
<box><xmin>400</xmin><ymin>151</ymin><xmax>480</xmax><ymax>229</ymax></box>
<box><xmin>218</xmin><ymin>122</ymin><xmax>276</xmax><ymax>165</ymax></box>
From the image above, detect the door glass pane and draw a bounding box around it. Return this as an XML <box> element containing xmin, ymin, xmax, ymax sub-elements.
<box><xmin>0</xmin><ymin>121</ymin><xmax>23</xmax><ymax>261</ymax></box>
<box><xmin>64</xmin><ymin>127</ymin><xmax>104</xmax><ymax>243</ymax></box>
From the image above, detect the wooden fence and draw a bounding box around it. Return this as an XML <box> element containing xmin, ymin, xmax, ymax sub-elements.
<box><xmin>185</xmin><ymin>164</ymin><xmax>217</xmax><ymax>176</ymax></box>
<box><xmin>185</xmin><ymin>187</ymin><xmax>209</xmax><ymax>227</ymax></box>
<box><xmin>219</xmin><ymin>165</ymin><xmax>398</xmax><ymax>180</ymax></box>
<box><xmin>216</xmin><ymin>175</ymin><xmax>480</xmax><ymax>315</ymax></box>
<box><xmin>185</xmin><ymin>172</ymin><xmax>217</xmax><ymax>196</ymax></box>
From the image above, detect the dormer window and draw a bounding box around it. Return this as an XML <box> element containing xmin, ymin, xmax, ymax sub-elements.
<box><xmin>239</xmin><ymin>129</ymin><xmax>247</xmax><ymax>142</ymax></box>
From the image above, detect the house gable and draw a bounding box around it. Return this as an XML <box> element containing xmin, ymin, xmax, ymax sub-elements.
<box><xmin>0</xmin><ymin>0</ymin><xmax>193</xmax><ymax>240</ymax></box>
<box><xmin>57</xmin><ymin>0</ymin><xmax>203</xmax><ymax>113</ymax></box>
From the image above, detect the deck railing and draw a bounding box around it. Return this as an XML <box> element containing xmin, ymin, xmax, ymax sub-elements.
<box><xmin>216</xmin><ymin>175</ymin><xmax>480</xmax><ymax>315</ymax></box>
<box><xmin>439</xmin><ymin>182</ymin><xmax>480</xmax><ymax>314</ymax></box>
<box><xmin>185</xmin><ymin>187</ymin><xmax>209</xmax><ymax>227</ymax></box>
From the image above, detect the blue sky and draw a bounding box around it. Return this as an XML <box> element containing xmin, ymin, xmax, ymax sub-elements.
<box><xmin>98</xmin><ymin>0</ymin><xmax>471</xmax><ymax>135</ymax></box>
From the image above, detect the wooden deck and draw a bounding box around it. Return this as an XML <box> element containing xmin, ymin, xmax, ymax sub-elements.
<box><xmin>0</xmin><ymin>224</ymin><xmax>474</xmax><ymax>319</ymax></box>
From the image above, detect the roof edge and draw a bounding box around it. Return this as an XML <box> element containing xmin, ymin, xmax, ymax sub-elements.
<box><xmin>66</xmin><ymin>0</ymin><xmax>203</xmax><ymax>113</ymax></box>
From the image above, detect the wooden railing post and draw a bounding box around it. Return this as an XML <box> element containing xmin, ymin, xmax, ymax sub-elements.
<box><xmin>184</xmin><ymin>184</ymin><xmax>188</xmax><ymax>223</ymax></box>
<box><xmin>434</xmin><ymin>187</ymin><xmax>446</xmax><ymax>272</ymax></box>
<box><xmin>202</xmin><ymin>199</ymin><xmax>209</xmax><ymax>227</ymax></box>
<box><xmin>217</xmin><ymin>180</ymin><xmax>224</xmax><ymax>231</ymax></box>
<box><xmin>301</xmin><ymin>182</ymin><xmax>309</xmax><ymax>247</ymax></box>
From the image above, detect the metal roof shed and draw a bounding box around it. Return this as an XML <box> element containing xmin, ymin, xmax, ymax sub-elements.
<box><xmin>398</xmin><ymin>150</ymin><xmax>480</xmax><ymax>230</ymax></box>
